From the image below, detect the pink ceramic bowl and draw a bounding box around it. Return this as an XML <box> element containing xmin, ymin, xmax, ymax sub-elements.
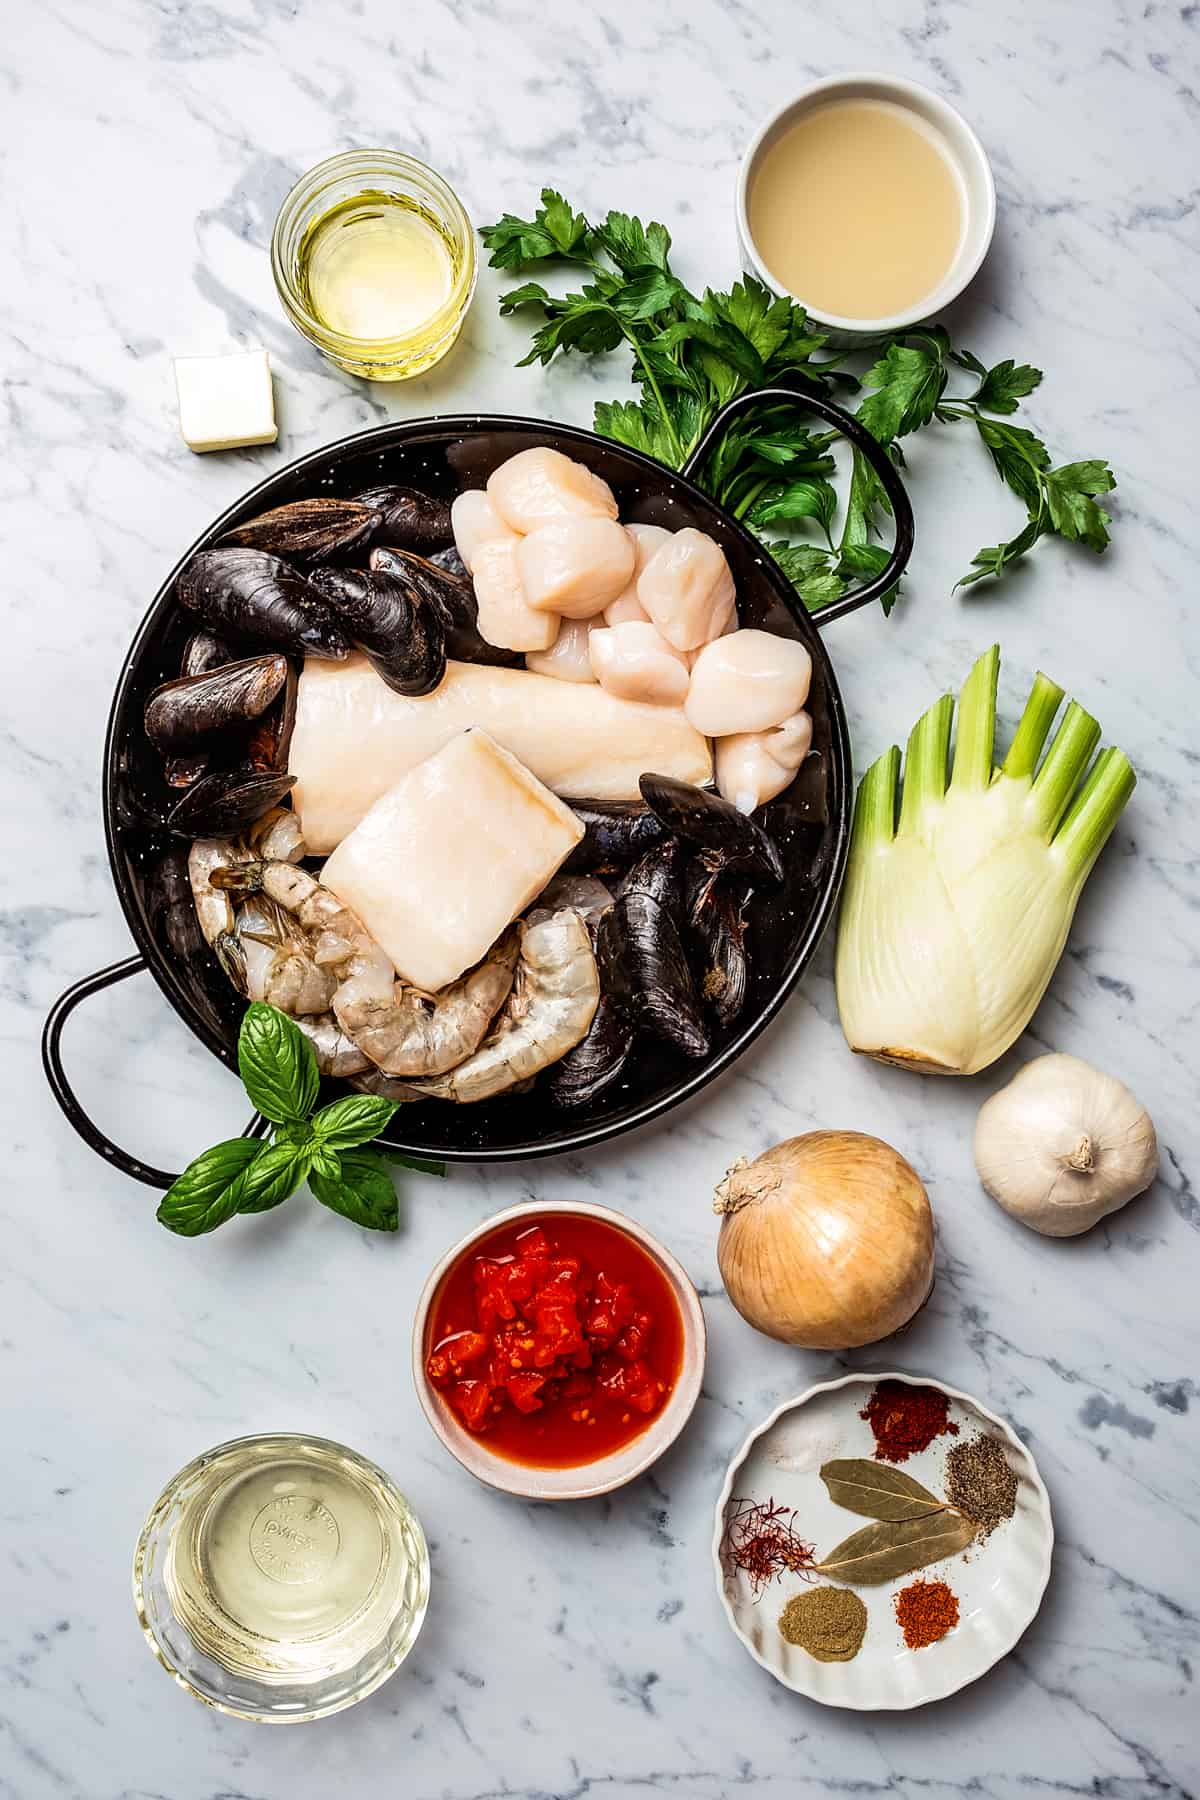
<box><xmin>411</xmin><ymin>1200</ymin><xmax>706</xmax><ymax>1501</ymax></box>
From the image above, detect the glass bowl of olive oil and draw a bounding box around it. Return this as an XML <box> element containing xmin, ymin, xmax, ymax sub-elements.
<box><xmin>133</xmin><ymin>1433</ymin><xmax>430</xmax><ymax>1722</ymax></box>
<box><xmin>272</xmin><ymin>149</ymin><xmax>477</xmax><ymax>381</ymax></box>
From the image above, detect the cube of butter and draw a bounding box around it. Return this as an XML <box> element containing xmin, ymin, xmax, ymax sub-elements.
<box><xmin>320</xmin><ymin>730</ymin><xmax>585</xmax><ymax>993</ymax></box>
<box><xmin>174</xmin><ymin>349</ymin><xmax>278</xmax><ymax>453</ymax></box>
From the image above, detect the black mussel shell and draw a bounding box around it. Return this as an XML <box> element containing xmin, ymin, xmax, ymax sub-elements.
<box><xmin>146</xmin><ymin>846</ymin><xmax>207</xmax><ymax>964</ymax></box>
<box><xmin>166</xmin><ymin>769</ymin><xmax>296</xmax><ymax>837</ymax></box>
<box><xmin>144</xmin><ymin>654</ymin><xmax>289</xmax><ymax>753</ymax></box>
<box><xmin>222</xmin><ymin>498</ymin><xmax>379</xmax><ymax>562</ymax></box>
<box><xmin>176</xmin><ymin>548</ymin><xmax>350</xmax><ymax>661</ymax></box>
<box><xmin>639</xmin><ymin>773</ymin><xmax>783</xmax><ymax>882</ymax></box>
<box><xmin>431</xmin><ymin>544</ymin><xmax>469</xmax><ymax>580</ymax></box>
<box><xmin>686</xmin><ymin>863</ymin><xmax>752</xmax><ymax>1028</ymax></box>
<box><xmin>370</xmin><ymin>546</ymin><xmax>523</xmax><ymax>669</ymax></box>
<box><xmin>309</xmin><ymin>567</ymin><xmax>446</xmax><ymax>697</ymax></box>
<box><xmin>354</xmin><ymin>485</ymin><xmax>452</xmax><ymax>550</ymax></box>
<box><xmin>597</xmin><ymin>840</ymin><xmax>709</xmax><ymax>1059</ymax></box>
<box><xmin>244</xmin><ymin>661</ymin><xmax>298</xmax><ymax>773</ymax></box>
<box><xmin>546</xmin><ymin>992</ymin><xmax>635</xmax><ymax>1107</ymax></box>
<box><xmin>564</xmin><ymin>801</ymin><xmax>667</xmax><ymax>874</ymax></box>
<box><xmin>180</xmin><ymin>630</ymin><xmax>238</xmax><ymax>678</ymax></box>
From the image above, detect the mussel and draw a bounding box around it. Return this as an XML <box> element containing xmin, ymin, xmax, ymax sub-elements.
<box><xmin>546</xmin><ymin>992</ymin><xmax>635</xmax><ymax>1107</ymax></box>
<box><xmin>180</xmin><ymin>630</ymin><xmax>238</xmax><ymax>677</ymax></box>
<box><xmin>639</xmin><ymin>773</ymin><xmax>783</xmax><ymax>882</ymax></box>
<box><xmin>222</xmin><ymin>497</ymin><xmax>379</xmax><ymax>562</ymax></box>
<box><xmin>144</xmin><ymin>654</ymin><xmax>289</xmax><ymax>754</ymax></box>
<box><xmin>355</xmin><ymin>484</ymin><xmax>453</xmax><ymax>549</ymax></box>
<box><xmin>596</xmin><ymin>839</ymin><xmax>709</xmax><ymax>1059</ymax></box>
<box><xmin>686</xmin><ymin>863</ymin><xmax>752</xmax><ymax>1028</ymax></box>
<box><xmin>176</xmin><ymin>548</ymin><xmax>350</xmax><ymax>660</ymax></box>
<box><xmin>563</xmin><ymin>800</ymin><xmax>667</xmax><ymax>874</ymax></box>
<box><xmin>369</xmin><ymin>545</ymin><xmax>523</xmax><ymax>669</ymax></box>
<box><xmin>166</xmin><ymin>769</ymin><xmax>296</xmax><ymax>837</ymax></box>
<box><xmin>244</xmin><ymin>660</ymin><xmax>298</xmax><ymax>772</ymax></box>
<box><xmin>309</xmin><ymin>567</ymin><xmax>446</xmax><ymax>696</ymax></box>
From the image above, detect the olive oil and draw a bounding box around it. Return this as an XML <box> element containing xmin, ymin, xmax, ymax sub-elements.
<box><xmin>298</xmin><ymin>191</ymin><xmax>460</xmax><ymax>362</ymax></box>
<box><xmin>748</xmin><ymin>99</ymin><xmax>965</xmax><ymax>320</ymax></box>
<box><xmin>135</xmin><ymin>1434</ymin><xmax>429</xmax><ymax>1719</ymax></box>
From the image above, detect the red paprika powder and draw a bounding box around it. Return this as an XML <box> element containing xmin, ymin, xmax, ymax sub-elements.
<box><xmin>894</xmin><ymin>1578</ymin><xmax>959</xmax><ymax>1649</ymax></box>
<box><xmin>860</xmin><ymin>1379</ymin><xmax>959</xmax><ymax>1463</ymax></box>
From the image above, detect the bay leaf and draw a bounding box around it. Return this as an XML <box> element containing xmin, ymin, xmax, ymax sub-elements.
<box><xmin>817</xmin><ymin>1510</ymin><xmax>977</xmax><ymax>1586</ymax></box>
<box><xmin>820</xmin><ymin>1458</ymin><xmax>948</xmax><ymax>1522</ymax></box>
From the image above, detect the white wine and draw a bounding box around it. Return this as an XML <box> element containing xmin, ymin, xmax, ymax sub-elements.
<box><xmin>299</xmin><ymin>192</ymin><xmax>458</xmax><ymax>342</ymax></box>
<box><xmin>134</xmin><ymin>1435</ymin><xmax>429</xmax><ymax>1721</ymax></box>
<box><xmin>748</xmin><ymin>99</ymin><xmax>965</xmax><ymax>321</ymax></box>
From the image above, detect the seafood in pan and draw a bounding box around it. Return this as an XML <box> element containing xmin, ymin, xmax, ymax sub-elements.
<box><xmin>149</xmin><ymin>447</ymin><xmax>819</xmax><ymax>1114</ymax></box>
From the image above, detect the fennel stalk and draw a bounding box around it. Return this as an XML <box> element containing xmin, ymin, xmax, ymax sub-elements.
<box><xmin>835</xmin><ymin>646</ymin><xmax>1135</xmax><ymax>1075</ymax></box>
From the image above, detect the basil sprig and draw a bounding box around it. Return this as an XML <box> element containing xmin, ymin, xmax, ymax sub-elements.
<box><xmin>157</xmin><ymin>1003</ymin><xmax>444</xmax><ymax>1237</ymax></box>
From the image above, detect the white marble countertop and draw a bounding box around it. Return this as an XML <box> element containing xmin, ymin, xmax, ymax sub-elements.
<box><xmin>5</xmin><ymin>0</ymin><xmax>1197</xmax><ymax>1794</ymax></box>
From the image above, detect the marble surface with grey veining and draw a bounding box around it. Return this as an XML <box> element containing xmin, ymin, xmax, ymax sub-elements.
<box><xmin>3</xmin><ymin>0</ymin><xmax>1198</xmax><ymax>1794</ymax></box>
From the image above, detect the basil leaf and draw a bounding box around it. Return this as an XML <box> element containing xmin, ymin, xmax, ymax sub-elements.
<box><xmin>377</xmin><ymin>1149</ymin><xmax>447</xmax><ymax>1177</ymax></box>
<box><xmin>237</xmin><ymin>1003</ymin><xmax>319</xmax><ymax>1126</ymax></box>
<box><xmin>157</xmin><ymin>1138</ymin><xmax>262</xmax><ymax>1237</ymax></box>
<box><xmin>227</xmin><ymin>1140</ymin><xmax>309</xmax><ymax>1215</ymax></box>
<box><xmin>310</xmin><ymin>1094</ymin><xmax>398</xmax><ymax>1151</ymax></box>
<box><xmin>310</xmin><ymin>1149</ymin><xmax>399</xmax><ymax>1232</ymax></box>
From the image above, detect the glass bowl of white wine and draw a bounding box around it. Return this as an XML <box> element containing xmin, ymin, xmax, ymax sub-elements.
<box><xmin>133</xmin><ymin>1432</ymin><xmax>430</xmax><ymax>1722</ymax></box>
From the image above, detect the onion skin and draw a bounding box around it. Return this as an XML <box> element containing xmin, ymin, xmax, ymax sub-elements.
<box><xmin>714</xmin><ymin>1132</ymin><xmax>935</xmax><ymax>1349</ymax></box>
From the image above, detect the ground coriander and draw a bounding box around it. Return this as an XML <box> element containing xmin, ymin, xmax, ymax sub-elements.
<box><xmin>778</xmin><ymin>1585</ymin><xmax>868</xmax><ymax>1661</ymax></box>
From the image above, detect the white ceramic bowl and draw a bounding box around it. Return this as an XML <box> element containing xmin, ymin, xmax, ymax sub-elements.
<box><xmin>737</xmin><ymin>73</ymin><xmax>996</xmax><ymax>339</ymax></box>
<box><xmin>713</xmin><ymin>1371</ymin><xmax>1053</xmax><ymax>1709</ymax></box>
<box><xmin>412</xmin><ymin>1201</ymin><xmax>706</xmax><ymax>1500</ymax></box>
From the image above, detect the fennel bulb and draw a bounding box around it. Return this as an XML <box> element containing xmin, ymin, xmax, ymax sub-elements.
<box><xmin>835</xmin><ymin>646</ymin><xmax>1135</xmax><ymax>1075</ymax></box>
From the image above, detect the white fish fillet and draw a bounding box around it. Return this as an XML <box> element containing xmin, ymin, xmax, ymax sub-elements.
<box><xmin>320</xmin><ymin>732</ymin><xmax>584</xmax><ymax>994</ymax></box>
<box><xmin>290</xmin><ymin>654</ymin><xmax>713</xmax><ymax>854</ymax></box>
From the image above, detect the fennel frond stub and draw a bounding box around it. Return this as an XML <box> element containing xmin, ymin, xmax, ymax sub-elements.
<box><xmin>835</xmin><ymin>646</ymin><xmax>1135</xmax><ymax>1076</ymax></box>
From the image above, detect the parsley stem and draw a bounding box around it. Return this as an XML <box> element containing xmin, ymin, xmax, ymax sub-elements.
<box><xmin>616</xmin><ymin>322</ymin><xmax>685</xmax><ymax>464</ymax></box>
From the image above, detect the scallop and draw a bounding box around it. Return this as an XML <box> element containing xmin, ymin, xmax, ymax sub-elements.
<box><xmin>518</xmin><ymin>518</ymin><xmax>636</xmax><ymax>618</ymax></box>
<box><xmin>637</xmin><ymin>527</ymin><xmax>737</xmax><ymax>652</ymax></box>
<box><xmin>472</xmin><ymin>536</ymin><xmax>557</xmax><ymax>652</ymax></box>
<box><xmin>451</xmin><ymin>489</ymin><xmax>517</xmax><ymax>574</ymax></box>
<box><xmin>525</xmin><ymin>615</ymin><xmax>601</xmax><ymax>683</ymax></box>
<box><xmin>589</xmin><ymin>620</ymin><xmax>690</xmax><ymax>707</ymax></box>
<box><xmin>715</xmin><ymin>710</ymin><xmax>814</xmax><ymax>812</ymax></box>
<box><xmin>685</xmin><ymin>629</ymin><xmax>813</xmax><ymax>737</ymax></box>
<box><xmin>487</xmin><ymin>446</ymin><xmax>619</xmax><ymax>533</ymax></box>
<box><xmin>604</xmin><ymin>522</ymin><xmax>671</xmax><ymax>625</ymax></box>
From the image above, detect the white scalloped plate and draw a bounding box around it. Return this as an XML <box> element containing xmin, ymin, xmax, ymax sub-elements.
<box><xmin>712</xmin><ymin>1372</ymin><xmax>1053</xmax><ymax>1709</ymax></box>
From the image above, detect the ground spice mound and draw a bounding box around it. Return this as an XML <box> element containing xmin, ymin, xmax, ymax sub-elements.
<box><xmin>945</xmin><ymin>1433</ymin><xmax>1018</xmax><ymax>1538</ymax></box>
<box><xmin>894</xmin><ymin>1578</ymin><xmax>959</xmax><ymax>1649</ymax></box>
<box><xmin>860</xmin><ymin>1379</ymin><xmax>959</xmax><ymax>1463</ymax></box>
<box><xmin>779</xmin><ymin>1586</ymin><xmax>868</xmax><ymax>1662</ymax></box>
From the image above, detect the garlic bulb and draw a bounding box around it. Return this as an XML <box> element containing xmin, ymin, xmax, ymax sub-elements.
<box><xmin>713</xmin><ymin>1132</ymin><xmax>935</xmax><ymax>1349</ymax></box>
<box><xmin>974</xmin><ymin>1053</ymin><xmax>1157</xmax><ymax>1236</ymax></box>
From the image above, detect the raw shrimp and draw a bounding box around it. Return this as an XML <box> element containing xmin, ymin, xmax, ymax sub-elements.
<box><xmin>400</xmin><ymin>909</ymin><xmax>599</xmax><ymax>1104</ymax></box>
<box><xmin>187</xmin><ymin>838</ymin><xmax>246</xmax><ymax>989</ymax></box>
<box><xmin>236</xmin><ymin>895</ymin><xmax>336</xmax><ymax>1015</ymax></box>
<box><xmin>296</xmin><ymin>1013</ymin><xmax>371</xmax><ymax>1078</ymax></box>
<box><xmin>217</xmin><ymin>860</ymin><xmax>519</xmax><ymax>1079</ymax></box>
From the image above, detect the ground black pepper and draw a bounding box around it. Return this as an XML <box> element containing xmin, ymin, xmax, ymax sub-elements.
<box><xmin>945</xmin><ymin>1433</ymin><xmax>1018</xmax><ymax>1538</ymax></box>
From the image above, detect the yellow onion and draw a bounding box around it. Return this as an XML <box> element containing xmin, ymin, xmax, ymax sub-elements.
<box><xmin>713</xmin><ymin>1132</ymin><xmax>934</xmax><ymax>1349</ymax></box>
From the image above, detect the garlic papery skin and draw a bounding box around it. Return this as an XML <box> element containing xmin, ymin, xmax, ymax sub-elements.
<box><xmin>973</xmin><ymin>1053</ymin><xmax>1158</xmax><ymax>1236</ymax></box>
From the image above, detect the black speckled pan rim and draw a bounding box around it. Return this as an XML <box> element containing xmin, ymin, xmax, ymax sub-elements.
<box><xmin>102</xmin><ymin>415</ymin><xmax>854</xmax><ymax>1164</ymax></box>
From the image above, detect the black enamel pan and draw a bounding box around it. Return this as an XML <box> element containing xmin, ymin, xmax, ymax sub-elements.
<box><xmin>42</xmin><ymin>391</ymin><xmax>913</xmax><ymax>1182</ymax></box>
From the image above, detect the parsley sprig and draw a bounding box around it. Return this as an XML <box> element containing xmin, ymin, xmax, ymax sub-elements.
<box><xmin>482</xmin><ymin>190</ymin><xmax>1115</xmax><ymax>612</ymax></box>
<box><xmin>156</xmin><ymin>1003</ymin><xmax>443</xmax><ymax>1238</ymax></box>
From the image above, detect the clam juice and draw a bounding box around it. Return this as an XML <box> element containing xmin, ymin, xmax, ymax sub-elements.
<box><xmin>748</xmin><ymin>98</ymin><xmax>965</xmax><ymax>320</ymax></box>
<box><xmin>137</xmin><ymin>1434</ymin><xmax>428</xmax><ymax>1705</ymax></box>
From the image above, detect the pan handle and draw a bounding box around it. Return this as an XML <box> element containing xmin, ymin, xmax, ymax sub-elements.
<box><xmin>680</xmin><ymin>385</ymin><xmax>914</xmax><ymax>629</ymax></box>
<box><xmin>42</xmin><ymin>956</ymin><xmax>269</xmax><ymax>1191</ymax></box>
